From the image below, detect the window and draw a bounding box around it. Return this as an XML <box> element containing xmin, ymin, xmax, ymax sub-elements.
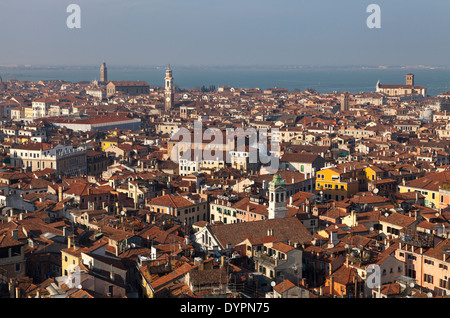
<box><xmin>425</xmin><ymin>259</ymin><xmax>434</xmax><ymax>266</ymax></box>
<box><xmin>424</xmin><ymin>274</ymin><xmax>433</xmax><ymax>284</ymax></box>
<box><xmin>439</xmin><ymin>279</ymin><xmax>449</xmax><ymax>289</ymax></box>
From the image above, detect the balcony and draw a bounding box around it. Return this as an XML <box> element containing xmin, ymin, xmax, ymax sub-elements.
<box><xmin>254</xmin><ymin>252</ymin><xmax>278</xmax><ymax>267</ymax></box>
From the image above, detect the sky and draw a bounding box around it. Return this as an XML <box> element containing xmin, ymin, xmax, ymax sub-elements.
<box><xmin>1</xmin><ymin>0</ymin><xmax>450</xmax><ymax>67</ymax></box>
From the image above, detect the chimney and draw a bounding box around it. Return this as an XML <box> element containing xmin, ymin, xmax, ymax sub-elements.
<box><xmin>58</xmin><ymin>186</ymin><xmax>63</xmax><ymax>202</ymax></box>
<box><xmin>300</xmin><ymin>278</ymin><xmax>307</xmax><ymax>288</ymax></box>
<box><xmin>67</xmin><ymin>236</ymin><xmax>72</xmax><ymax>249</ymax></box>
<box><xmin>289</xmin><ymin>196</ymin><xmax>293</xmax><ymax>206</ymax></box>
<box><xmin>15</xmin><ymin>287</ymin><xmax>20</xmax><ymax>299</ymax></box>
<box><xmin>19</xmin><ymin>213</ymin><xmax>23</xmax><ymax>221</ymax></box>
<box><xmin>11</xmin><ymin>229</ymin><xmax>18</xmax><ymax>241</ymax></box>
<box><xmin>330</xmin><ymin>276</ymin><xmax>335</xmax><ymax>297</ymax></box>
<box><xmin>351</xmin><ymin>210</ymin><xmax>356</xmax><ymax>227</ymax></box>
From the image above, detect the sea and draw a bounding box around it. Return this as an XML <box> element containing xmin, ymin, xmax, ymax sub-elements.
<box><xmin>2</xmin><ymin>66</ymin><xmax>450</xmax><ymax>96</ymax></box>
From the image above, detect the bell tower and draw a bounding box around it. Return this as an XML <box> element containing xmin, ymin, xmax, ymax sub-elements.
<box><xmin>100</xmin><ymin>62</ymin><xmax>107</xmax><ymax>83</ymax></box>
<box><xmin>340</xmin><ymin>92</ymin><xmax>349</xmax><ymax>112</ymax></box>
<box><xmin>406</xmin><ymin>73</ymin><xmax>414</xmax><ymax>86</ymax></box>
<box><xmin>268</xmin><ymin>174</ymin><xmax>288</xmax><ymax>219</ymax></box>
<box><xmin>164</xmin><ymin>65</ymin><xmax>174</xmax><ymax>111</ymax></box>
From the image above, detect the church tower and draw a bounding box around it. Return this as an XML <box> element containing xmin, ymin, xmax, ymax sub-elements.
<box><xmin>164</xmin><ymin>65</ymin><xmax>174</xmax><ymax>111</ymax></box>
<box><xmin>340</xmin><ymin>92</ymin><xmax>349</xmax><ymax>112</ymax></box>
<box><xmin>100</xmin><ymin>62</ymin><xmax>107</xmax><ymax>83</ymax></box>
<box><xmin>268</xmin><ymin>174</ymin><xmax>288</xmax><ymax>219</ymax></box>
<box><xmin>406</xmin><ymin>73</ymin><xmax>414</xmax><ymax>86</ymax></box>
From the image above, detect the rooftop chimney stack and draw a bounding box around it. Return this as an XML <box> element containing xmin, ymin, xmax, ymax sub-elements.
<box><xmin>58</xmin><ymin>186</ymin><xmax>63</xmax><ymax>202</ymax></box>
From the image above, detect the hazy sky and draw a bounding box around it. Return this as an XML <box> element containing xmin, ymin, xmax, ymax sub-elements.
<box><xmin>1</xmin><ymin>0</ymin><xmax>450</xmax><ymax>67</ymax></box>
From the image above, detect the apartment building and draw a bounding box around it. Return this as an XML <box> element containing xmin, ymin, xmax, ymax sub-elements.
<box><xmin>316</xmin><ymin>163</ymin><xmax>369</xmax><ymax>201</ymax></box>
<box><xmin>147</xmin><ymin>193</ymin><xmax>208</xmax><ymax>226</ymax></box>
<box><xmin>10</xmin><ymin>143</ymin><xmax>87</xmax><ymax>176</ymax></box>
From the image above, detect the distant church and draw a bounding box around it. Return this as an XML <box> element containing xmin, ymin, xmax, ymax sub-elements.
<box><xmin>164</xmin><ymin>65</ymin><xmax>174</xmax><ymax>111</ymax></box>
<box><xmin>376</xmin><ymin>73</ymin><xmax>427</xmax><ymax>97</ymax></box>
<box><xmin>100</xmin><ymin>62</ymin><xmax>107</xmax><ymax>83</ymax></box>
<box><xmin>0</xmin><ymin>75</ymin><xmax>6</xmax><ymax>90</ymax></box>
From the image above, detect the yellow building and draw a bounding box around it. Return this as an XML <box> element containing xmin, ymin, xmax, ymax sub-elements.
<box><xmin>139</xmin><ymin>265</ymin><xmax>155</xmax><ymax>298</ymax></box>
<box><xmin>61</xmin><ymin>237</ymin><xmax>108</xmax><ymax>276</ymax></box>
<box><xmin>61</xmin><ymin>237</ymin><xmax>82</xmax><ymax>276</ymax></box>
<box><xmin>398</xmin><ymin>177</ymin><xmax>443</xmax><ymax>210</ymax></box>
<box><xmin>316</xmin><ymin>163</ymin><xmax>369</xmax><ymax>201</ymax></box>
<box><xmin>364</xmin><ymin>166</ymin><xmax>386</xmax><ymax>182</ymax></box>
<box><xmin>101</xmin><ymin>136</ymin><xmax>119</xmax><ymax>152</ymax></box>
<box><xmin>24</xmin><ymin>107</ymin><xmax>33</xmax><ymax>118</ymax></box>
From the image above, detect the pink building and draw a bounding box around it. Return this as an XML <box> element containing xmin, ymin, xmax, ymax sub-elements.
<box><xmin>395</xmin><ymin>235</ymin><xmax>450</xmax><ymax>296</ymax></box>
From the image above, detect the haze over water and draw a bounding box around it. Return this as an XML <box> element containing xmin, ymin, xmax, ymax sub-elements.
<box><xmin>2</xmin><ymin>66</ymin><xmax>450</xmax><ymax>96</ymax></box>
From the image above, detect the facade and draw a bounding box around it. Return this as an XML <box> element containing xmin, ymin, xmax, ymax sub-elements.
<box><xmin>398</xmin><ymin>177</ymin><xmax>444</xmax><ymax>210</ymax></box>
<box><xmin>106</xmin><ymin>81</ymin><xmax>150</xmax><ymax>97</ymax></box>
<box><xmin>395</xmin><ymin>234</ymin><xmax>450</xmax><ymax>297</ymax></box>
<box><xmin>46</xmin><ymin>115</ymin><xmax>142</xmax><ymax>132</ymax></box>
<box><xmin>10</xmin><ymin>143</ymin><xmax>87</xmax><ymax>176</ymax></box>
<box><xmin>86</xmin><ymin>150</ymin><xmax>110</xmax><ymax>177</ymax></box>
<box><xmin>147</xmin><ymin>193</ymin><xmax>208</xmax><ymax>226</ymax></box>
<box><xmin>316</xmin><ymin>163</ymin><xmax>369</xmax><ymax>201</ymax></box>
<box><xmin>0</xmin><ymin>230</ymin><xmax>26</xmax><ymax>281</ymax></box>
<box><xmin>32</xmin><ymin>98</ymin><xmax>55</xmax><ymax>118</ymax></box>
<box><xmin>253</xmin><ymin>241</ymin><xmax>303</xmax><ymax>283</ymax></box>
<box><xmin>279</xmin><ymin>153</ymin><xmax>325</xmax><ymax>176</ymax></box>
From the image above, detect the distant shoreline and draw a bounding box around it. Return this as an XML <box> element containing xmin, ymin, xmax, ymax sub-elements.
<box><xmin>2</xmin><ymin>67</ymin><xmax>450</xmax><ymax>96</ymax></box>
<box><xmin>0</xmin><ymin>65</ymin><xmax>448</xmax><ymax>71</ymax></box>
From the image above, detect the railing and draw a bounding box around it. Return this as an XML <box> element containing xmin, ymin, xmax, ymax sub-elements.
<box><xmin>254</xmin><ymin>252</ymin><xmax>277</xmax><ymax>265</ymax></box>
